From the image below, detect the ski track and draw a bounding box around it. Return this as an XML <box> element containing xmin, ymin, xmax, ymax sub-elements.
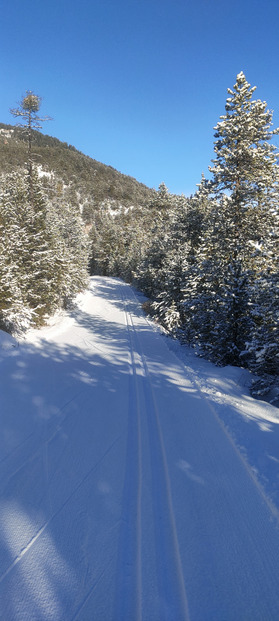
<box><xmin>115</xmin><ymin>285</ymin><xmax>190</xmax><ymax>621</ymax></box>
<box><xmin>113</xmin><ymin>288</ymin><xmax>143</xmax><ymax>621</ymax></box>
<box><xmin>1</xmin><ymin>276</ymin><xmax>279</xmax><ymax>620</ymax></box>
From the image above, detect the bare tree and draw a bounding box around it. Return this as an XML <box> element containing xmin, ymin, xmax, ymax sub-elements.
<box><xmin>10</xmin><ymin>91</ymin><xmax>52</xmax><ymax>203</ymax></box>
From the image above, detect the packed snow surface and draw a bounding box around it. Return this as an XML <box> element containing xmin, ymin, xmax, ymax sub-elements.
<box><xmin>1</xmin><ymin>276</ymin><xmax>279</xmax><ymax>620</ymax></box>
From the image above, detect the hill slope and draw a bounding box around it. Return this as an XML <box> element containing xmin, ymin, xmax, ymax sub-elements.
<box><xmin>0</xmin><ymin>123</ymin><xmax>155</xmax><ymax>221</ymax></box>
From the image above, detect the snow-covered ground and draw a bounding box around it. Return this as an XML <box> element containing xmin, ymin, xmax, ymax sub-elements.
<box><xmin>1</xmin><ymin>276</ymin><xmax>279</xmax><ymax>620</ymax></box>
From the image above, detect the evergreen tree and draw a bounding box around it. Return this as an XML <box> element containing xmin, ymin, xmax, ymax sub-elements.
<box><xmin>0</xmin><ymin>171</ymin><xmax>89</xmax><ymax>332</ymax></box>
<box><xmin>89</xmin><ymin>210</ymin><xmax>121</xmax><ymax>276</ymax></box>
<box><xmin>183</xmin><ymin>73</ymin><xmax>279</xmax><ymax>379</ymax></box>
<box><xmin>150</xmin><ymin>181</ymin><xmax>209</xmax><ymax>338</ymax></box>
<box><xmin>0</xmin><ymin>93</ymin><xmax>89</xmax><ymax>333</ymax></box>
<box><xmin>0</xmin><ymin>173</ymin><xmax>61</xmax><ymax>326</ymax></box>
<box><xmin>148</xmin><ymin>182</ymin><xmax>172</xmax><ymax>212</ymax></box>
<box><xmin>0</xmin><ymin>174</ymin><xmax>33</xmax><ymax>331</ymax></box>
<box><xmin>209</xmin><ymin>72</ymin><xmax>279</xmax><ymax>199</ymax></box>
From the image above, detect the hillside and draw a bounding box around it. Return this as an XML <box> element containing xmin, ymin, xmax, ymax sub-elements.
<box><xmin>0</xmin><ymin>123</ymin><xmax>155</xmax><ymax>222</ymax></box>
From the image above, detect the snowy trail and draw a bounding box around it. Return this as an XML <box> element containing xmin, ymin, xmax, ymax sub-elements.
<box><xmin>1</xmin><ymin>277</ymin><xmax>279</xmax><ymax>620</ymax></box>
<box><xmin>114</xmin><ymin>286</ymin><xmax>189</xmax><ymax>620</ymax></box>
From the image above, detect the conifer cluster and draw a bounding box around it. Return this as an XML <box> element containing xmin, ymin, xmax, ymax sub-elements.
<box><xmin>0</xmin><ymin>171</ymin><xmax>89</xmax><ymax>333</ymax></box>
<box><xmin>89</xmin><ymin>74</ymin><xmax>279</xmax><ymax>398</ymax></box>
<box><xmin>0</xmin><ymin>92</ymin><xmax>89</xmax><ymax>333</ymax></box>
<box><xmin>1</xmin><ymin>77</ymin><xmax>278</xmax><ymax>398</ymax></box>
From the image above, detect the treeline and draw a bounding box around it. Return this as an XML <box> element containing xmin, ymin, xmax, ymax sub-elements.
<box><xmin>0</xmin><ymin>89</ymin><xmax>154</xmax><ymax>335</ymax></box>
<box><xmin>0</xmin><ymin>92</ymin><xmax>89</xmax><ymax>332</ymax></box>
<box><xmin>89</xmin><ymin>73</ymin><xmax>279</xmax><ymax>398</ymax></box>
<box><xmin>1</xmin><ymin>77</ymin><xmax>278</xmax><ymax>398</ymax></box>
<box><xmin>0</xmin><ymin>171</ymin><xmax>89</xmax><ymax>332</ymax></box>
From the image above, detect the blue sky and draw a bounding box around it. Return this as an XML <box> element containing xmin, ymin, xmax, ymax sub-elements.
<box><xmin>1</xmin><ymin>0</ymin><xmax>279</xmax><ymax>195</ymax></box>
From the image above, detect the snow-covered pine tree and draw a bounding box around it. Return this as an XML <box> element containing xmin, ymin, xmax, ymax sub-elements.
<box><xmin>242</xmin><ymin>188</ymin><xmax>279</xmax><ymax>394</ymax></box>
<box><xmin>148</xmin><ymin>182</ymin><xmax>173</xmax><ymax>212</ymax></box>
<box><xmin>133</xmin><ymin>189</ymin><xmax>174</xmax><ymax>299</ymax></box>
<box><xmin>1</xmin><ymin>93</ymin><xmax>89</xmax><ymax>332</ymax></box>
<box><xmin>46</xmin><ymin>179</ymin><xmax>89</xmax><ymax>304</ymax></box>
<box><xmin>0</xmin><ymin>173</ymin><xmax>34</xmax><ymax>332</ymax></box>
<box><xmin>0</xmin><ymin>173</ymin><xmax>62</xmax><ymax>326</ymax></box>
<box><xmin>89</xmin><ymin>209</ymin><xmax>121</xmax><ymax>276</ymax></box>
<box><xmin>0</xmin><ymin>170</ymin><xmax>89</xmax><ymax>332</ymax></box>
<box><xmin>209</xmin><ymin>73</ymin><xmax>279</xmax><ymax>197</ymax></box>
<box><xmin>195</xmin><ymin>72</ymin><xmax>279</xmax><ymax>375</ymax></box>
<box><xmin>172</xmin><ymin>175</ymin><xmax>216</xmax><ymax>348</ymax></box>
<box><xmin>25</xmin><ymin>173</ymin><xmax>74</xmax><ymax>320</ymax></box>
<box><xmin>150</xmin><ymin>193</ymin><xmax>193</xmax><ymax>334</ymax></box>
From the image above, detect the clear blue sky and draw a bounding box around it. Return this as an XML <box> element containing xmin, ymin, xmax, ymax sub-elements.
<box><xmin>1</xmin><ymin>0</ymin><xmax>279</xmax><ymax>195</ymax></box>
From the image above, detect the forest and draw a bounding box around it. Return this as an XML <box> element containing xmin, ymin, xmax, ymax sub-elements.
<box><xmin>1</xmin><ymin>73</ymin><xmax>278</xmax><ymax>399</ymax></box>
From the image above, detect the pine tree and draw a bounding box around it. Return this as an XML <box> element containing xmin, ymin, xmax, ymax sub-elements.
<box><xmin>0</xmin><ymin>173</ymin><xmax>34</xmax><ymax>332</ymax></box>
<box><xmin>2</xmin><ymin>93</ymin><xmax>89</xmax><ymax>332</ymax></box>
<box><xmin>187</xmin><ymin>73</ymin><xmax>279</xmax><ymax>377</ymax></box>
<box><xmin>0</xmin><ymin>170</ymin><xmax>89</xmax><ymax>332</ymax></box>
<box><xmin>0</xmin><ymin>173</ymin><xmax>60</xmax><ymax>326</ymax></box>
<box><xmin>10</xmin><ymin>91</ymin><xmax>52</xmax><ymax>204</ymax></box>
<box><xmin>209</xmin><ymin>72</ymin><xmax>279</xmax><ymax>197</ymax></box>
<box><xmin>89</xmin><ymin>210</ymin><xmax>121</xmax><ymax>276</ymax></box>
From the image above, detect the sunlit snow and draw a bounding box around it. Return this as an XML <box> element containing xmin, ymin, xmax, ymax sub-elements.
<box><xmin>1</xmin><ymin>277</ymin><xmax>279</xmax><ymax>620</ymax></box>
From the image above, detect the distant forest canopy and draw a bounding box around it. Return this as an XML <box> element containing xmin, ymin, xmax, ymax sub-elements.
<box><xmin>0</xmin><ymin>75</ymin><xmax>278</xmax><ymax>402</ymax></box>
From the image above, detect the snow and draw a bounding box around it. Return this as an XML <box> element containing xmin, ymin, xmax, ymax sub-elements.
<box><xmin>0</xmin><ymin>330</ymin><xmax>18</xmax><ymax>353</ymax></box>
<box><xmin>0</xmin><ymin>128</ymin><xmax>14</xmax><ymax>139</ymax></box>
<box><xmin>1</xmin><ymin>276</ymin><xmax>279</xmax><ymax>620</ymax></box>
<box><xmin>36</xmin><ymin>165</ymin><xmax>53</xmax><ymax>180</ymax></box>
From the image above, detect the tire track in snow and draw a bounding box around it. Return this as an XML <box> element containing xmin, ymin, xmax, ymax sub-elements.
<box><xmin>116</xmin><ymin>286</ymin><xmax>190</xmax><ymax>621</ymax></box>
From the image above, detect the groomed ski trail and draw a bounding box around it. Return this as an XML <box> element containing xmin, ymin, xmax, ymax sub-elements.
<box><xmin>114</xmin><ymin>285</ymin><xmax>190</xmax><ymax>621</ymax></box>
<box><xmin>1</xmin><ymin>276</ymin><xmax>279</xmax><ymax>620</ymax></box>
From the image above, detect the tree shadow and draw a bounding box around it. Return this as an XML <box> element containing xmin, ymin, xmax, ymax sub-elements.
<box><xmin>0</xmin><ymin>304</ymin><xmax>133</xmax><ymax>619</ymax></box>
<box><xmin>1</xmin><ymin>276</ymin><xmax>279</xmax><ymax>619</ymax></box>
